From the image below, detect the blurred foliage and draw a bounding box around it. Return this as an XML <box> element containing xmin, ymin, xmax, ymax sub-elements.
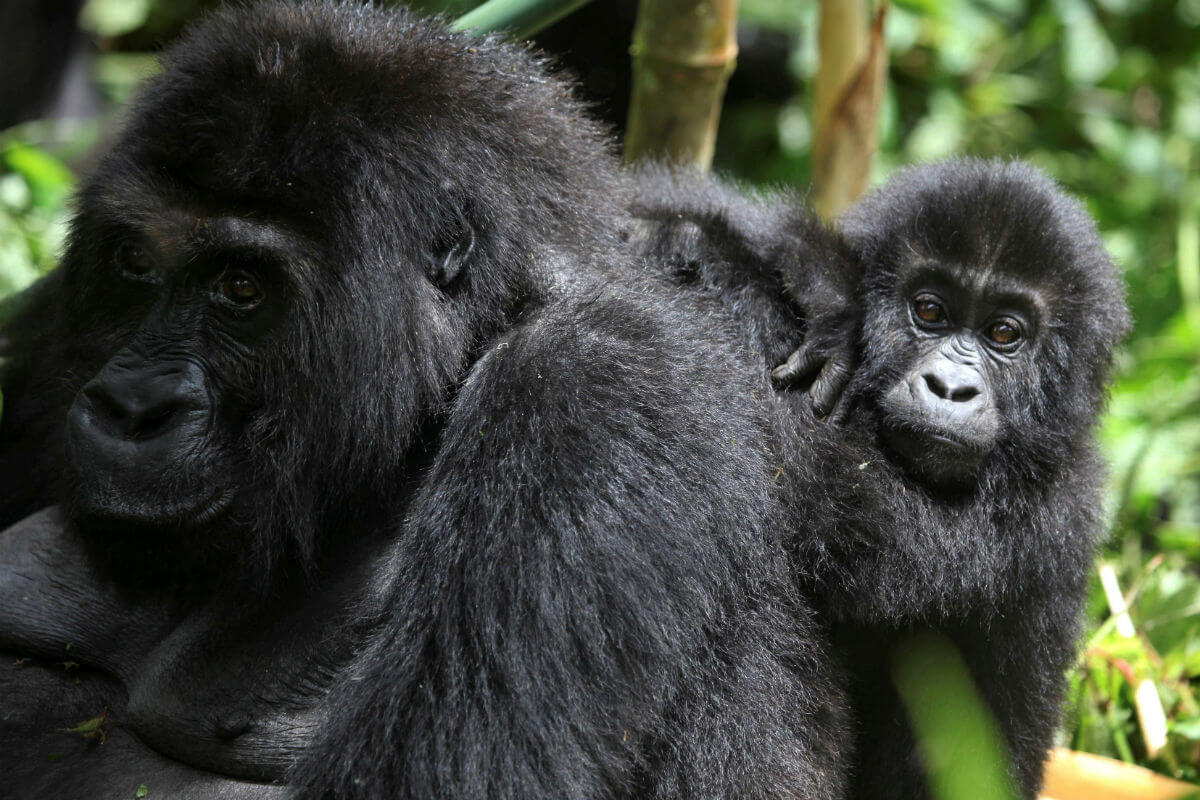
<box><xmin>0</xmin><ymin>138</ymin><xmax>74</xmax><ymax>296</ymax></box>
<box><xmin>893</xmin><ymin>632</ymin><xmax>1018</xmax><ymax>800</ymax></box>
<box><xmin>0</xmin><ymin>0</ymin><xmax>1197</xmax><ymax>785</ymax></box>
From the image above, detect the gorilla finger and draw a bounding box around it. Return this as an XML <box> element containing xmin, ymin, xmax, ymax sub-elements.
<box><xmin>771</xmin><ymin>345</ymin><xmax>823</xmax><ymax>388</ymax></box>
<box><xmin>809</xmin><ymin>359</ymin><xmax>850</xmax><ymax>419</ymax></box>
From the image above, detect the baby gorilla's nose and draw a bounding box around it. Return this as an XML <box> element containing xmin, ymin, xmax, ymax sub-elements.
<box><xmin>921</xmin><ymin>365</ymin><xmax>982</xmax><ymax>404</ymax></box>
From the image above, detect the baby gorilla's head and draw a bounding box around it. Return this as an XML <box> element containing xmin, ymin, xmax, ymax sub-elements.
<box><xmin>841</xmin><ymin>159</ymin><xmax>1129</xmax><ymax>487</ymax></box>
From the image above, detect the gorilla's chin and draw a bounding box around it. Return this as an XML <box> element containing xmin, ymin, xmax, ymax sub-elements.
<box><xmin>66</xmin><ymin>484</ymin><xmax>236</xmax><ymax>583</ymax></box>
<box><xmin>881</xmin><ymin>423</ymin><xmax>989</xmax><ymax>488</ymax></box>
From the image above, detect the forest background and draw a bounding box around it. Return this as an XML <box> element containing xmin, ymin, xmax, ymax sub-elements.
<box><xmin>0</xmin><ymin>0</ymin><xmax>1197</xmax><ymax>789</ymax></box>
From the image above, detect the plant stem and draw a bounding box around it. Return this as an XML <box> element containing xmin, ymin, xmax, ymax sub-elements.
<box><xmin>452</xmin><ymin>0</ymin><xmax>594</xmax><ymax>40</ymax></box>
<box><xmin>623</xmin><ymin>0</ymin><xmax>738</xmax><ymax>169</ymax></box>
<box><xmin>811</xmin><ymin>0</ymin><xmax>888</xmax><ymax>219</ymax></box>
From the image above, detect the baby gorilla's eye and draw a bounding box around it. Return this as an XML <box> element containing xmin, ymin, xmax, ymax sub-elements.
<box><xmin>115</xmin><ymin>241</ymin><xmax>157</xmax><ymax>282</ymax></box>
<box><xmin>216</xmin><ymin>270</ymin><xmax>264</xmax><ymax>309</ymax></box>
<box><xmin>987</xmin><ymin>319</ymin><xmax>1022</xmax><ymax>347</ymax></box>
<box><xmin>912</xmin><ymin>294</ymin><xmax>947</xmax><ymax>325</ymax></box>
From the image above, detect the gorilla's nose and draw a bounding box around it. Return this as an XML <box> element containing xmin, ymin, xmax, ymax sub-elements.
<box><xmin>921</xmin><ymin>365</ymin><xmax>981</xmax><ymax>404</ymax></box>
<box><xmin>74</xmin><ymin>356</ymin><xmax>209</xmax><ymax>442</ymax></box>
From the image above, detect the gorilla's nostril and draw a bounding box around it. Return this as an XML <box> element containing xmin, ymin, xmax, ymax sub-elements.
<box><xmin>83</xmin><ymin>382</ymin><xmax>131</xmax><ymax>425</ymax></box>
<box><xmin>949</xmin><ymin>385</ymin><xmax>980</xmax><ymax>402</ymax></box>
<box><xmin>923</xmin><ymin>373</ymin><xmax>981</xmax><ymax>403</ymax></box>
<box><xmin>128</xmin><ymin>402</ymin><xmax>185</xmax><ymax>440</ymax></box>
<box><xmin>80</xmin><ymin>378</ymin><xmax>194</xmax><ymax>440</ymax></box>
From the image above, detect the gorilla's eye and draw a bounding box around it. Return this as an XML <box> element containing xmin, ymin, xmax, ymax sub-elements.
<box><xmin>912</xmin><ymin>294</ymin><xmax>947</xmax><ymax>326</ymax></box>
<box><xmin>987</xmin><ymin>319</ymin><xmax>1022</xmax><ymax>348</ymax></box>
<box><xmin>114</xmin><ymin>241</ymin><xmax>158</xmax><ymax>282</ymax></box>
<box><xmin>215</xmin><ymin>270</ymin><xmax>264</xmax><ymax>309</ymax></box>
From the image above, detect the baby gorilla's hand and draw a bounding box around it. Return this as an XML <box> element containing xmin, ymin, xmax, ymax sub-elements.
<box><xmin>767</xmin><ymin>209</ymin><xmax>862</xmax><ymax>421</ymax></box>
<box><xmin>771</xmin><ymin>315</ymin><xmax>857</xmax><ymax>420</ymax></box>
<box><xmin>770</xmin><ymin>252</ymin><xmax>860</xmax><ymax>421</ymax></box>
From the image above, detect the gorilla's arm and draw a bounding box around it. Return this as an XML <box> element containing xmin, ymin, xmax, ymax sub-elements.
<box><xmin>0</xmin><ymin>508</ymin><xmax>403</xmax><ymax>784</ymax></box>
<box><xmin>0</xmin><ymin>507</ymin><xmax>173</xmax><ymax>669</ymax></box>
<box><xmin>291</xmin><ymin>291</ymin><xmax>840</xmax><ymax>800</ymax></box>
<box><xmin>629</xmin><ymin>165</ymin><xmax>861</xmax><ymax>418</ymax></box>
<box><xmin>959</xmin><ymin>587</ymin><xmax>1086</xmax><ymax>798</ymax></box>
<box><xmin>0</xmin><ymin>660</ymin><xmax>289</xmax><ymax>800</ymax></box>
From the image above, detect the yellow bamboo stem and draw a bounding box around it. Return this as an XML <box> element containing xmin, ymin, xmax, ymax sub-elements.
<box><xmin>811</xmin><ymin>0</ymin><xmax>888</xmax><ymax>220</ymax></box>
<box><xmin>1041</xmin><ymin>748</ymin><xmax>1200</xmax><ymax>800</ymax></box>
<box><xmin>624</xmin><ymin>0</ymin><xmax>739</xmax><ymax>169</ymax></box>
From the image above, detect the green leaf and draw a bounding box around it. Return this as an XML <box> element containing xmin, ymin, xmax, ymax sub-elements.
<box><xmin>80</xmin><ymin>0</ymin><xmax>153</xmax><ymax>38</ymax></box>
<box><xmin>2</xmin><ymin>144</ymin><xmax>73</xmax><ymax>208</ymax></box>
<box><xmin>452</xmin><ymin>0</ymin><xmax>595</xmax><ymax>40</ymax></box>
<box><xmin>892</xmin><ymin>632</ymin><xmax>1017</xmax><ymax>800</ymax></box>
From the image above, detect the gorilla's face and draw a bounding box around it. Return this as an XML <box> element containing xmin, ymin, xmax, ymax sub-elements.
<box><xmin>53</xmin><ymin>152</ymin><xmax>476</xmax><ymax>575</ymax></box>
<box><xmin>842</xmin><ymin>160</ymin><xmax>1130</xmax><ymax>493</ymax></box>
<box><xmin>864</xmin><ymin>258</ymin><xmax>1047</xmax><ymax>487</ymax></box>
<box><xmin>63</xmin><ymin>218</ymin><xmax>281</xmax><ymax>534</ymax></box>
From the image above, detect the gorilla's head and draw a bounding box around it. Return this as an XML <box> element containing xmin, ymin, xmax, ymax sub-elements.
<box><xmin>841</xmin><ymin>159</ymin><xmax>1129</xmax><ymax>488</ymax></box>
<box><xmin>54</xmin><ymin>1</ymin><xmax>621</xmax><ymax>577</ymax></box>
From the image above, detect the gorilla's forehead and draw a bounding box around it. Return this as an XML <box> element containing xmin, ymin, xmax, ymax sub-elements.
<box><xmin>86</xmin><ymin>158</ymin><xmax>333</xmax><ymax>253</ymax></box>
<box><xmin>896</xmin><ymin>240</ymin><xmax>1070</xmax><ymax>307</ymax></box>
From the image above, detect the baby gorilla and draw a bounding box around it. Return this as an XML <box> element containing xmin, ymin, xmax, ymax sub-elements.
<box><xmin>633</xmin><ymin>159</ymin><xmax>1128</xmax><ymax>800</ymax></box>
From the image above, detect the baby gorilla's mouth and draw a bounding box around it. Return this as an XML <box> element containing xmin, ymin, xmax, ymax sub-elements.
<box><xmin>880</xmin><ymin>422</ymin><xmax>988</xmax><ymax>486</ymax></box>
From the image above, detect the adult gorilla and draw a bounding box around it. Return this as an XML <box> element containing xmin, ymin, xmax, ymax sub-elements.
<box><xmin>632</xmin><ymin>161</ymin><xmax>1128</xmax><ymax>799</ymax></box>
<box><xmin>0</xmin><ymin>3</ymin><xmax>847</xmax><ymax>798</ymax></box>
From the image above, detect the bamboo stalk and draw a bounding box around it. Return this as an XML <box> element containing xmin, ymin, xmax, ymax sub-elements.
<box><xmin>811</xmin><ymin>0</ymin><xmax>888</xmax><ymax>220</ymax></box>
<box><xmin>452</xmin><ymin>0</ymin><xmax>595</xmax><ymax>40</ymax></box>
<box><xmin>1098</xmin><ymin>563</ymin><xmax>1170</xmax><ymax>760</ymax></box>
<box><xmin>623</xmin><ymin>0</ymin><xmax>738</xmax><ymax>169</ymax></box>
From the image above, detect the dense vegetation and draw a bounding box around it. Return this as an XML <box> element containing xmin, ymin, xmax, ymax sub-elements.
<box><xmin>0</xmin><ymin>0</ymin><xmax>1196</xmax><ymax>783</ymax></box>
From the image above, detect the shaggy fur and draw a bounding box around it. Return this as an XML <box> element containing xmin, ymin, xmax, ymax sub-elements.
<box><xmin>633</xmin><ymin>160</ymin><xmax>1128</xmax><ymax>799</ymax></box>
<box><xmin>0</xmin><ymin>3</ymin><xmax>847</xmax><ymax>798</ymax></box>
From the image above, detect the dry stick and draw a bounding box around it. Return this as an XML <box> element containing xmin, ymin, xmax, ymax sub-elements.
<box><xmin>811</xmin><ymin>0</ymin><xmax>888</xmax><ymax>220</ymax></box>
<box><xmin>624</xmin><ymin>0</ymin><xmax>738</xmax><ymax>169</ymax></box>
<box><xmin>1098</xmin><ymin>562</ymin><xmax>1169</xmax><ymax>760</ymax></box>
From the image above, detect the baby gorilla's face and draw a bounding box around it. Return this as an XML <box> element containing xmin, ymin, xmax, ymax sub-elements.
<box><xmin>869</xmin><ymin>259</ymin><xmax>1042</xmax><ymax>487</ymax></box>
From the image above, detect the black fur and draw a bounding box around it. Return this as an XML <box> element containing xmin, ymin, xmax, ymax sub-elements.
<box><xmin>627</xmin><ymin>164</ymin><xmax>861</xmax><ymax>419</ymax></box>
<box><xmin>633</xmin><ymin>160</ymin><xmax>1128</xmax><ymax>799</ymax></box>
<box><xmin>0</xmin><ymin>3</ymin><xmax>847</xmax><ymax>798</ymax></box>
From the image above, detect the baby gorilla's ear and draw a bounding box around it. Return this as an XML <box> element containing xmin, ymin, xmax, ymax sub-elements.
<box><xmin>426</xmin><ymin>210</ymin><xmax>476</xmax><ymax>288</ymax></box>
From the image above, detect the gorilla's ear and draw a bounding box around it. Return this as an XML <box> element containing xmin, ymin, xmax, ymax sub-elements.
<box><xmin>427</xmin><ymin>214</ymin><xmax>476</xmax><ymax>288</ymax></box>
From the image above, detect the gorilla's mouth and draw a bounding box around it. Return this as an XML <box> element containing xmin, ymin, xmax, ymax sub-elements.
<box><xmin>70</xmin><ymin>483</ymin><xmax>234</xmax><ymax>532</ymax></box>
<box><xmin>880</xmin><ymin>423</ymin><xmax>988</xmax><ymax>485</ymax></box>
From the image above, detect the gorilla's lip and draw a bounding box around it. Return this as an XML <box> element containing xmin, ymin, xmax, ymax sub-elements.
<box><xmin>879</xmin><ymin>422</ymin><xmax>988</xmax><ymax>483</ymax></box>
<box><xmin>925</xmin><ymin>431</ymin><xmax>972</xmax><ymax>449</ymax></box>
<box><xmin>74</xmin><ymin>485</ymin><xmax>233</xmax><ymax>531</ymax></box>
<box><xmin>883</xmin><ymin>423</ymin><xmax>978</xmax><ymax>453</ymax></box>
